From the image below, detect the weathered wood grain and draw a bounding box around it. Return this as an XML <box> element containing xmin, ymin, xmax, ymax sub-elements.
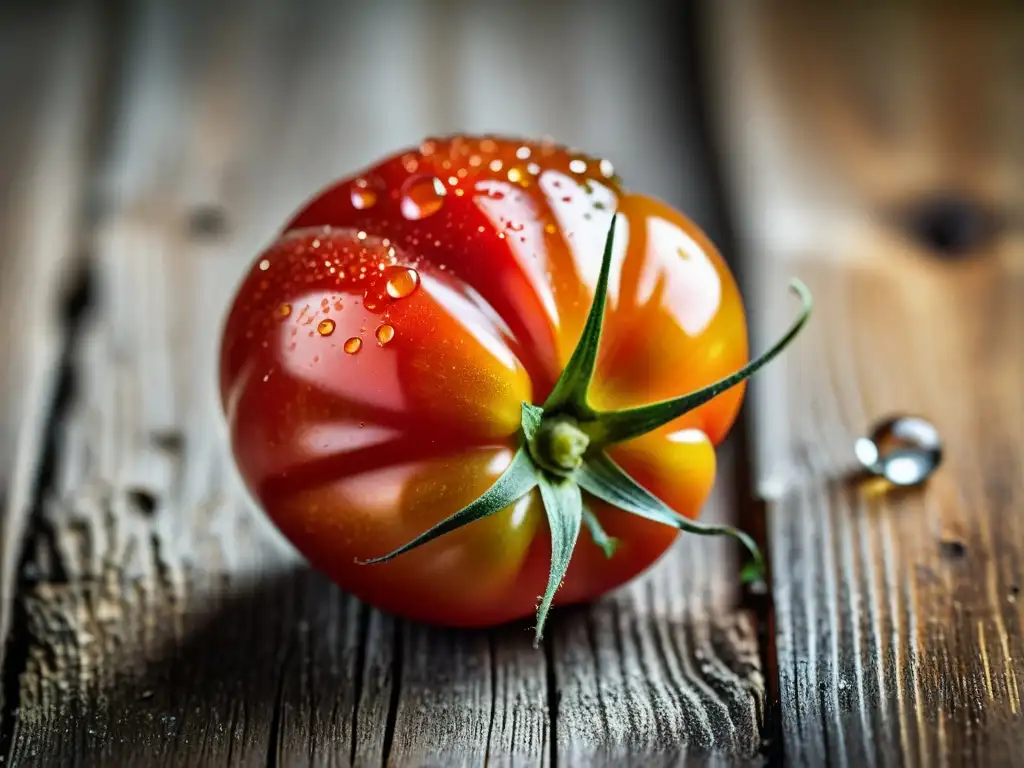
<box><xmin>0</xmin><ymin>0</ymin><xmax>112</xmax><ymax>722</ymax></box>
<box><xmin>709</xmin><ymin>4</ymin><xmax>1024</xmax><ymax>765</ymax></box>
<box><xmin>2</xmin><ymin>1</ymin><xmax>764</xmax><ymax>765</ymax></box>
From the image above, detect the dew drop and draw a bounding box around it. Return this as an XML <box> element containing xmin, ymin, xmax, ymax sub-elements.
<box><xmin>854</xmin><ymin>415</ymin><xmax>942</xmax><ymax>487</ymax></box>
<box><xmin>259</xmin><ymin>259</ymin><xmax>270</xmax><ymax>271</ymax></box>
<box><xmin>317</xmin><ymin>318</ymin><xmax>336</xmax><ymax>337</ymax></box>
<box><xmin>401</xmin><ymin>176</ymin><xmax>446</xmax><ymax>220</ymax></box>
<box><xmin>569</xmin><ymin>159</ymin><xmax>587</xmax><ymax>174</ymax></box>
<box><xmin>516</xmin><ymin>146</ymin><xmax>531</xmax><ymax>160</ymax></box>
<box><xmin>507</xmin><ymin>167</ymin><xmax>523</xmax><ymax>183</ymax></box>
<box><xmin>357</xmin><ymin>230</ymin><xmax>367</xmax><ymax>240</ymax></box>
<box><xmin>599</xmin><ymin>158</ymin><xmax>615</xmax><ymax>177</ymax></box>
<box><xmin>277</xmin><ymin>303</ymin><xmax>292</xmax><ymax>319</ymax></box>
<box><xmin>351</xmin><ymin>179</ymin><xmax>377</xmax><ymax>210</ymax></box>
<box><xmin>375</xmin><ymin>324</ymin><xmax>395</xmax><ymax>345</ymax></box>
<box><xmin>385</xmin><ymin>267</ymin><xmax>420</xmax><ymax>299</ymax></box>
<box><xmin>489</xmin><ymin>159</ymin><xmax>503</xmax><ymax>172</ymax></box>
<box><xmin>344</xmin><ymin>337</ymin><xmax>363</xmax><ymax>354</ymax></box>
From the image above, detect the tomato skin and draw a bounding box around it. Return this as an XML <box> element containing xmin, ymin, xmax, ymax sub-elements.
<box><xmin>219</xmin><ymin>136</ymin><xmax>748</xmax><ymax>628</ymax></box>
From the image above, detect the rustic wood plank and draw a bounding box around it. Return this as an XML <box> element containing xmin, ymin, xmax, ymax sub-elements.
<box><xmin>708</xmin><ymin>4</ymin><xmax>1024</xmax><ymax>765</ymax></box>
<box><xmin>4</xmin><ymin>1</ymin><xmax>764</xmax><ymax>764</ymax></box>
<box><xmin>0</xmin><ymin>0</ymin><xmax>111</xmax><ymax>728</ymax></box>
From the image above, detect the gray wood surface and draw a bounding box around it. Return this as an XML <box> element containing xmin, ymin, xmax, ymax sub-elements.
<box><xmin>709</xmin><ymin>4</ymin><xmax>1024</xmax><ymax>766</ymax></box>
<box><xmin>0</xmin><ymin>1</ymin><xmax>763</xmax><ymax>765</ymax></box>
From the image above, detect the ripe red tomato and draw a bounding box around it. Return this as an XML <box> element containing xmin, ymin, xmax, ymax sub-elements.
<box><xmin>218</xmin><ymin>135</ymin><xmax>801</xmax><ymax>633</ymax></box>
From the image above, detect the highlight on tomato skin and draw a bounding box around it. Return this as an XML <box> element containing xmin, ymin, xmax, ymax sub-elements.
<box><xmin>217</xmin><ymin>134</ymin><xmax>756</xmax><ymax>631</ymax></box>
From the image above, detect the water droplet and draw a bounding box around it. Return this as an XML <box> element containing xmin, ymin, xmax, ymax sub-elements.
<box><xmin>854</xmin><ymin>415</ymin><xmax>942</xmax><ymax>487</ymax></box>
<box><xmin>489</xmin><ymin>159</ymin><xmax>503</xmax><ymax>172</ymax></box>
<box><xmin>357</xmin><ymin>230</ymin><xmax>367</xmax><ymax>240</ymax></box>
<box><xmin>507</xmin><ymin>167</ymin><xmax>523</xmax><ymax>183</ymax></box>
<box><xmin>527</xmin><ymin>162</ymin><xmax>540</xmax><ymax>175</ymax></box>
<box><xmin>385</xmin><ymin>267</ymin><xmax>420</xmax><ymax>299</ymax></box>
<box><xmin>401</xmin><ymin>153</ymin><xmax>419</xmax><ymax>172</ymax></box>
<box><xmin>401</xmin><ymin>176</ymin><xmax>446</xmax><ymax>220</ymax></box>
<box><xmin>376</xmin><ymin>324</ymin><xmax>395</xmax><ymax>345</ymax></box>
<box><xmin>544</xmin><ymin>223</ymin><xmax>557</xmax><ymax>234</ymax></box>
<box><xmin>599</xmin><ymin>158</ymin><xmax>615</xmax><ymax>177</ymax></box>
<box><xmin>448</xmin><ymin>175</ymin><xmax>459</xmax><ymax>187</ymax></box>
<box><xmin>259</xmin><ymin>259</ymin><xmax>270</xmax><ymax>271</ymax></box>
<box><xmin>569</xmin><ymin>159</ymin><xmax>587</xmax><ymax>174</ymax></box>
<box><xmin>317</xmin><ymin>319</ymin><xmax>336</xmax><ymax>337</ymax></box>
<box><xmin>277</xmin><ymin>303</ymin><xmax>292</xmax><ymax>319</ymax></box>
<box><xmin>351</xmin><ymin>179</ymin><xmax>377</xmax><ymax>210</ymax></box>
<box><xmin>516</xmin><ymin>146</ymin><xmax>531</xmax><ymax>160</ymax></box>
<box><xmin>344</xmin><ymin>337</ymin><xmax>362</xmax><ymax>354</ymax></box>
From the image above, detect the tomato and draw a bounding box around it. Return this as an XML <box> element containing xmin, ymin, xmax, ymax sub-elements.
<box><xmin>218</xmin><ymin>135</ymin><xmax>809</xmax><ymax>634</ymax></box>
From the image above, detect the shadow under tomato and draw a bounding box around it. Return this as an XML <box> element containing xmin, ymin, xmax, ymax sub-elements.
<box><xmin>67</xmin><ymin>565</ymin><xmax>550</xmax><ymax>765</ymax></box>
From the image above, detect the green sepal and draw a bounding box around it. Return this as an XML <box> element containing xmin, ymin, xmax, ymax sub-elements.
<box><xmin>575</xmin><ymin>452</ymin><xmax>765</xmax><ymax>579</ymax></box>
<box><xmin>586</xmin><ymin>279</ymin><xmax>812</xmax><ymax>446</ymax></box>
<box><xmin>356</xmin><ymin>447</ymin><xmax>538</xmax><ymax>565</ymax></box>
<box><xmin>541</xmin><ymin>215</ymin><xmax>619</xmax><ymax>416</ymax></box>
<box><xmin>739</xmin><ymin>560</ymin><xmax>767</xmax><ymax>587</ymax></box>
<box><xmin>582</xmin><ymin>505</ymin><xmax>618</xmax><ymax>559</ymax></box>
<box><xmin>521</xmin><ymin>402</ymin><xmax>544</xmax><ymax>440</ymax></box>
<box><xmin>534</xmin><ymin>473</ymin><xmax>583</xmax><ymax>646</ymax></box>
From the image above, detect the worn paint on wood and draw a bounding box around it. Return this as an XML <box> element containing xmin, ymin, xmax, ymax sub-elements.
<box><xmin>0</xmin><ymin>1</ymin><xmax>764</xmax><ymax>765</ymax></box>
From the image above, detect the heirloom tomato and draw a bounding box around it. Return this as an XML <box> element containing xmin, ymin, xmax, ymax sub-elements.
<box><xmin>218</xmin><ymin>135</ymin><xmax>809</xmax><ymax>640</ymax></box>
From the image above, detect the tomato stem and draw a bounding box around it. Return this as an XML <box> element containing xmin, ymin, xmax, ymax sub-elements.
<box><xmin>528</xmin><ymin>416</ymin><xmax>591</xmax><ymax>476</ymax></box>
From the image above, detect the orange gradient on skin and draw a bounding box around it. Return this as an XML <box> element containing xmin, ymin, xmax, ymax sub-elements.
<box><xmin>219</xmin><ymin>135</ymin><xmax>748</xmax><ymax>628</ymax></box>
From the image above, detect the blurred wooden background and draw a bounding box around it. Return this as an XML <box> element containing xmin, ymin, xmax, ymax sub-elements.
<box><xmin>0</xmin><ymin>1</ymin><xmax>1021</xmax><ymax>765</ymax></box>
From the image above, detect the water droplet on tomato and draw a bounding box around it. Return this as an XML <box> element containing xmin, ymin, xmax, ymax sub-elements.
<box><xmin>401</xmin><ymin>176</ymin><xmax>446</xmax><ymax>220</ymax></box>
<box><xmin>277</xmin><ymin>303</ymin><xmax>292</xmax><ymax>319</ymax></box>
<box><xmin>259</xmin><ymin>259</ymin><xmax>270</xmax><ymax>271</ymax></box>
<box><xmin>344</xmin><ymin>337</ymin><xmax>362</xmax><ymax>354</ymax></box>
<box><xmin>317</xmin><ymin>319</ymin><xmax>336</xmax><ymax>337</ymax></box>
<box><xmin>351</xmin><ymin>179</ymin><xmax>377</xmax><ymax>210</ymax></box>
<box><xmin>375</xmin><ymin>324</ymin><xmax>395</xmax><ymax>345</ymax></box>
<box><xmin>385</xmin><ymin>267</ymin><xmax>420</xmax><ymax>299</ymax></box>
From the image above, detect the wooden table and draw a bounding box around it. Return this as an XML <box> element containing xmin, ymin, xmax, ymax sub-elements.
<box><xmin>0</xmin><ymin>2</ymin><xmax>1020</xmax><ymax>765</ymax></box>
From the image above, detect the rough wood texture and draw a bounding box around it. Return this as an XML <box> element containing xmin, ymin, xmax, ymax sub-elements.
<box><xmin>0</xmin><ymin>0</ymin><xmax>109</xmax><ymax>705</ymax></box>
<box><xmin>709</xmin><ymin>4</ymin><xmax>1024</xmax><ymax>765</ymax></box>
<box><xmin>1</xmin><ymin>1</ymin><xmax>763</xmax><ymax>765</ymax></box>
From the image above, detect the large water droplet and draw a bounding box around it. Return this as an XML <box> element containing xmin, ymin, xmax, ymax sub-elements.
<box><xmin>375</xmin><ymin>324</ymin><xmax>395</xmax><ymax>345</ymax></box>
<box><xmin>317</xmin><ymin>319</ymin><xmax>336</xmax><ymax>337</ymax></box>
<box><xmin>854</xmin><ymin>415</ymin><xmax>942</xmax><ymax>487</ymax></box>
<box><xmin>385</xmin><ymin>267</ymin><xmax>420</xmax><ymax>299</ymax></box>
<box><xmin>351</xmin><ymin>179</ymin><xmax>377</xmax><ymax>210</ymax></box>
<box><xmin>344</xmin><ymin>337</ymin><xmax>363</xmax><ymax>354</ymax></box>
<box><xmin>401</xmin><ymin>176</ymin><xmax>446</xmax><ymax>220</ymax></box>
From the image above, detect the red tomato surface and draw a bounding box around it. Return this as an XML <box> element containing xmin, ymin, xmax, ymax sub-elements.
<box><xmin>219</xmin><ymin>136</ymin><xmax>748</xmax><ymax>627</ymax></box>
